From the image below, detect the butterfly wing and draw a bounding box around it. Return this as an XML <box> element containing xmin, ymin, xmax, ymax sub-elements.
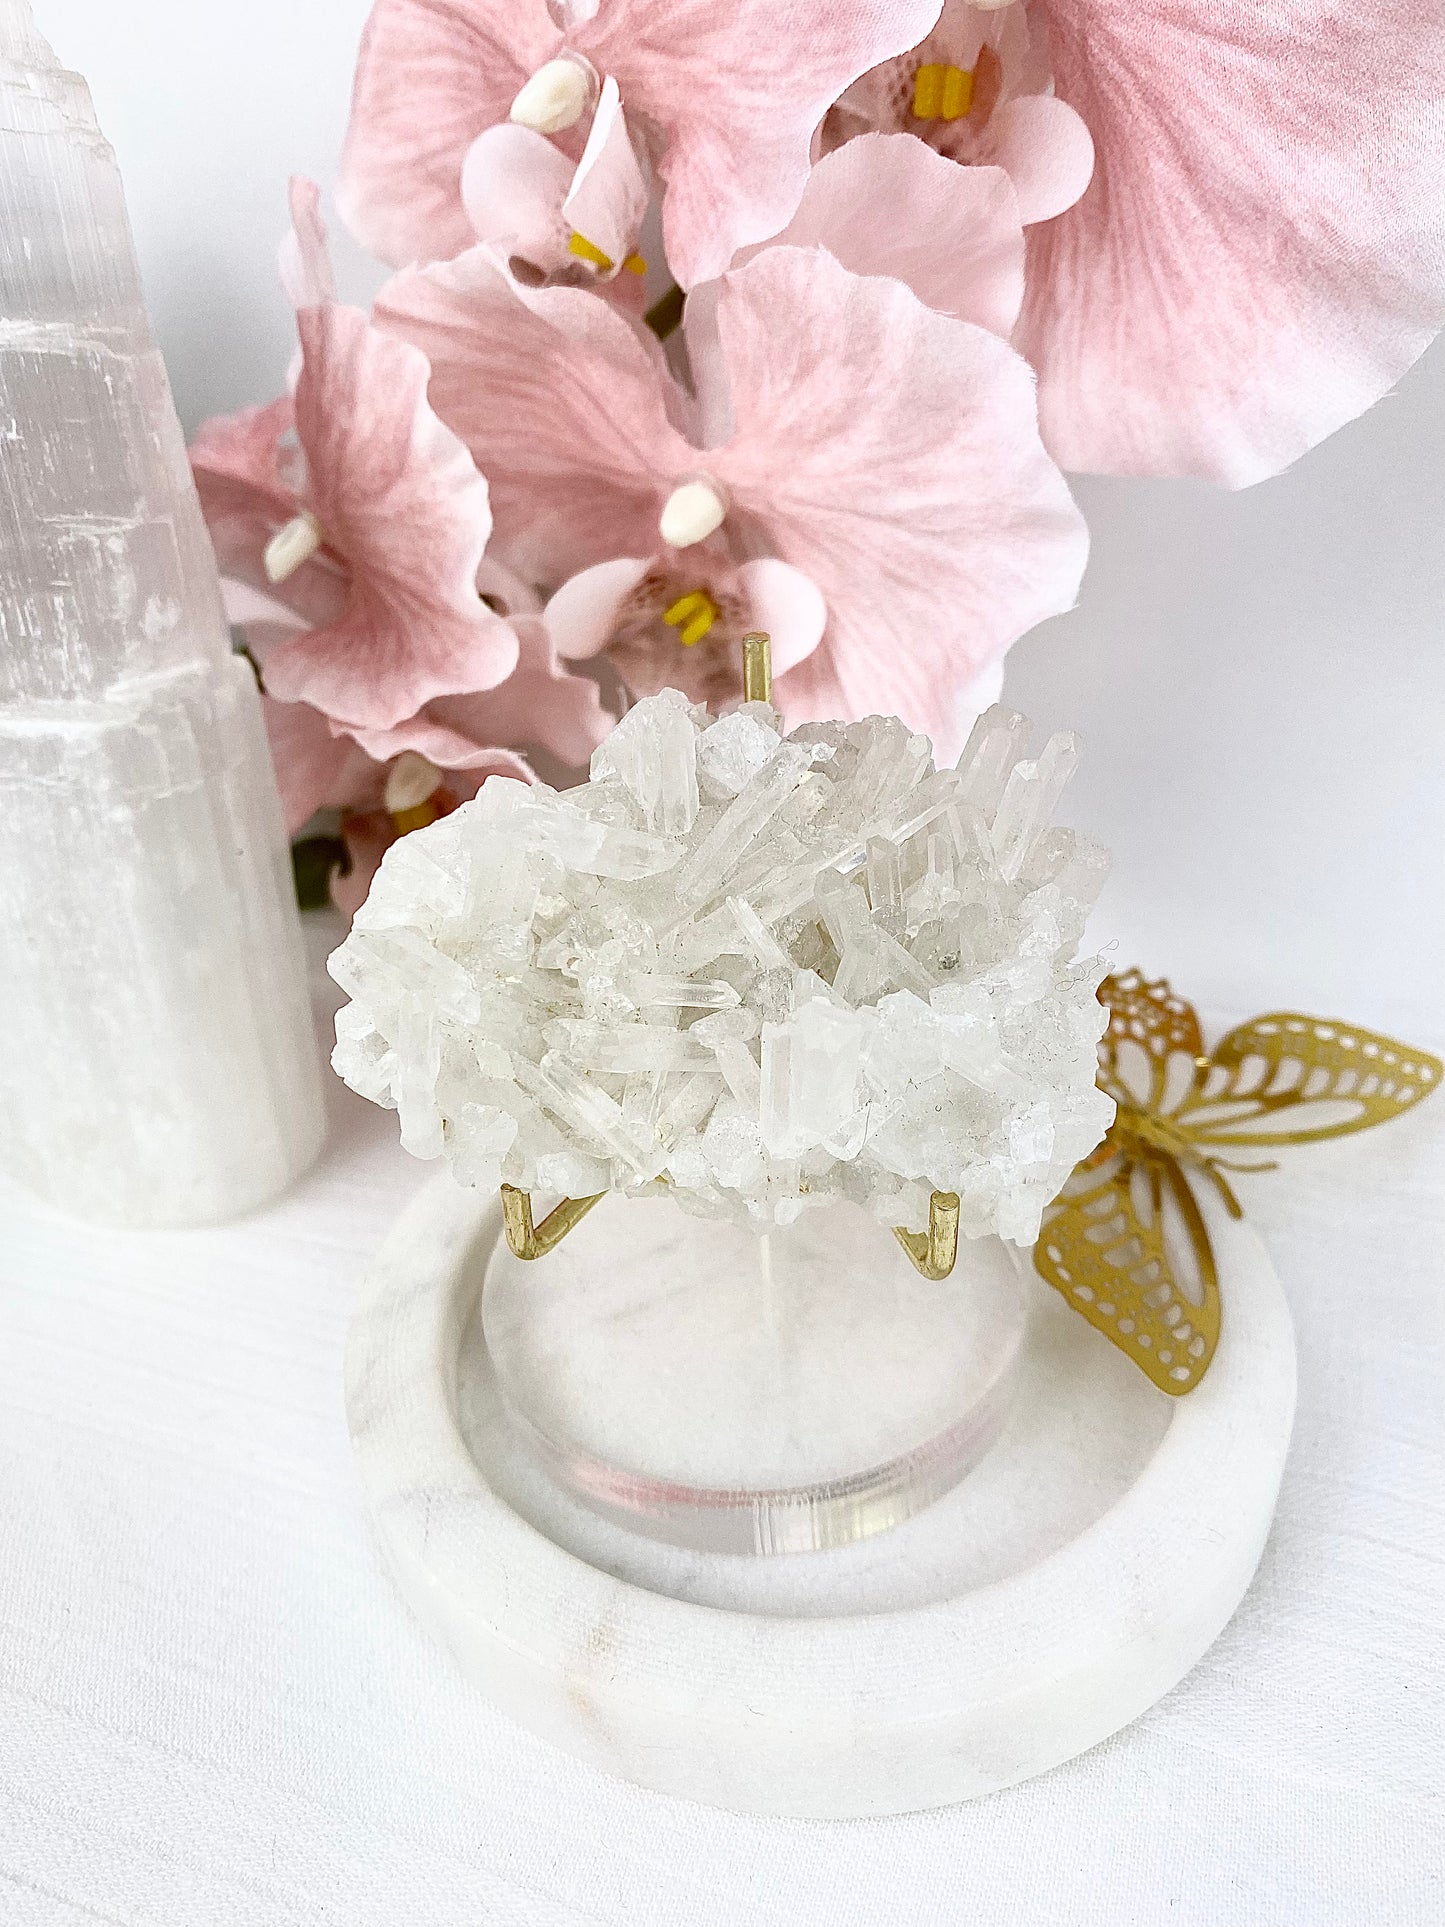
<box><xmin>1035</xmin><ymin>1149</ymin><xmax>1221</xmax><ymax>1396</ymax></box>
<box><xmin>1176</xmin><ymin>1013</ymin><xmax>1441</xmax><ymax>1151</ymax></box>
<box><xmin>1097</xmin><ymin>970</ymin><xmax>1206</xmax><ymax>1115</ymax></box>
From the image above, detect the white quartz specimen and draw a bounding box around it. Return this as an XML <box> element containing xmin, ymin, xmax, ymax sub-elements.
<box><xmin>332</xmin><ymin>691</ymin><xmax>1116</xmax><ymax>1243</ymax></box>
<box><xmin>0</xmin><ymin>3</ymin><xmax>325</xmax><ymax>1223</ymax></box>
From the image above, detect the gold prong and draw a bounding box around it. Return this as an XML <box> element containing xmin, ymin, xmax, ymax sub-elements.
<box><xmin>500</xmin><ymin>1184</ymin><xmax>606</xmax><ymax>1259</ymax></box>
<box><xmin>892</xmin><ymin>1190</ymin><xmax>961</xmax><ymax>1281</ymax></box>
<box><xmin>741</xmin><ymin>631</ymin><xmax>772</xmax><ymax>705</ymax></box>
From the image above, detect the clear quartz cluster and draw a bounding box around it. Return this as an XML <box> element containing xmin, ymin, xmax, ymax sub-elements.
<box><xmin>330</xmin><ymin>693</ymin><xmax>1117</xmax><ymax>1244</ymax></box>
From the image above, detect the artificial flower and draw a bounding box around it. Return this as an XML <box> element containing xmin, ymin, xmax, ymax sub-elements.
<box><xmin>193</xmin><ymin>178</ymin><xmax>518</xmax><ymax>733</ymax></box>
<box><xmin>373</xmin><ymin>240</ymin><xmax>1086</xmax><ymax>754</ymax></box>
<box><xmin>1013</xmin><ymin>0</ymin><xmax>1445</xmax><ymax>483</ymax></box>
<box><xmin>195</xmin><ymin>450</ymin><xmax>613</xmax><ymax>779</ymax></box>
<box><xmin>192</xmin><ymin>185</ymin><xmax>613</xmax><ymax>783</ymax></box>
<box><xmin>826</xmin><ymin>0</ymin><xmax>1094</xmax><ymax>228</ymax></box>
<box><xmin>336</xmin><ymin>0</ymin><xmax>945</xmax><ymax>287</ymax></box>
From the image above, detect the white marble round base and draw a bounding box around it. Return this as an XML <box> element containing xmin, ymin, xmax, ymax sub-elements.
<box><xmin>346</xmin><ymin>1174</ymin><xmax>1296</xmax><ymax>1817</ymax></box>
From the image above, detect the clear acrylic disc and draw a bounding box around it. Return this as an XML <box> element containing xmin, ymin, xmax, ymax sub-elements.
<box><xmin>481</xmin><ymin>1192</ymin><xmax>1028</xmax><ymax>1555</ymax></box>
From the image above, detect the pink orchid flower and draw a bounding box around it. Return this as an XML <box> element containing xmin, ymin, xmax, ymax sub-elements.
<box><xmin>191</xmin><ymin>388</ymin><xmax>613</xmax><ymax>772</ymax></box>
<box><xmin>192</xmin><ymin>177</ymin><xmax>520</xmax><ymax>734</ymax></box>
<box><xmin>826</xmin><ymin>0</ymin><xmax>1095</xmax><ymax>229</ymax></box>
<box><xmin>336</xmin><ymin>0</ymin><xmax>945</xmax><ymax>287</ymax></box>
<box><xmin>373</xmin><ymin>240</ymin><xmax>1086</xmax><ymax>757</ymax></box>
<box><xmin>1014</xmin><ymin>0</ymin><xmax>1445</xmax><ymax>484</ymax></box>
<box><xmin>191</xmin><ymin>188</ymin><xmax>613</xmax><ymax>780</ymax></box>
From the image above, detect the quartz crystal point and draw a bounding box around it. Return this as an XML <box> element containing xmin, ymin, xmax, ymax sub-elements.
<box><xmin>0</xmin><ymin>3</ymin><xmax>325</xmax><ymax>1223</ymax></box>
<box><xmin>332</xmin><ymin>692</ymin><xmax>1117</xmax><ymax>1246</ymax></box>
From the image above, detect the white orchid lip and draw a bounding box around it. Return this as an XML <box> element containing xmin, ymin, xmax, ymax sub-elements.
<box><xmin>659</xmin><ymin>479</ymin><xmax>728</xmax><ymax>550</ymax></box>
<box><xmin>509</xmin><ymin>56</ymin><xmax>596</xmax><ymax>135</ymax></box>
<box><xmin>384</xmin><ymin>750</ymin><xmax>445</xmax><ymax>817</ymax></box>
<box><xmin>263</xmin><ymin>509</ymin><xmax>323</xmax><ymax>583</ymax></box>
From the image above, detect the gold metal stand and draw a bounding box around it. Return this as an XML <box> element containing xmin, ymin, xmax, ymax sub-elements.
<box><xmin>501</xmin><ymin>1181</ymin><xmax>962</xmax><ymax>1280</ymax></box>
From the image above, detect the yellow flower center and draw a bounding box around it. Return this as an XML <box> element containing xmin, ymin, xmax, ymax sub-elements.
<box><xmin>385</xmin><ymin>751</ymin><xmax>445</xmax><ymax>834</ymax></box>
<box><xmin>662</xmin><ymin>589</ymin><xmax>719</xmax><ymax>647</ymax></box>
<box><xmin>567</xmin><ymin>231</ymin><xmax>647</xmax><ymax>275</ymax></box>
<box><xmin>390</xmin><ymin>798</ymin><xmax>443</xmax><ymax>834</ymax></box>
<box><xmin>911</xmin><ymin>62</ymin><xmax>975</xmax><ymax>120</ymax></box>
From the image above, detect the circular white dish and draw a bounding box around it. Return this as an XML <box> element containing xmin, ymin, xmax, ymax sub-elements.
<box><xmin>346</xmin><ymin>1173</ymin><xmax>1296</xmax><ymax>1817</ymax></box>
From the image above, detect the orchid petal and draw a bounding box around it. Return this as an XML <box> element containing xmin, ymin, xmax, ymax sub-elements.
<box><xmin>974</xmin><ymin>93</ymin><xmax>1093</xmax><ymax>228</ymax></box>
<box><xmin>218</xmin><ymin>580</ymin><xmax>322</xmax><ymax>680</ymax></box>
<box><xmin>374</xmin><ymin>248</ymin><xmax>690</xmax><ymax>581</ymax></box>
<box><xmin>264</xmin><ymin>303</ymin><xmax>517</xmax><ymax>728</ymax></box>
<box><xmin>1023</xmin><ymin>0</ymin><xmax>1445</xmax><ymax>483</ymax></box>
<box><xmin>575</xmin><ymin>0</ymin><xmax>947</xmax><ymax>287</ymax></box>
<box><xmin>279</xmin><ymin>175</ymin><xmax>336</xmax><ymax>309</ymax></box>
<box><xmin>189</xmin><ymin>397</ymin><xmax>297</xmax><ymax>550</ymax></box>
<box><xmin>190</xmin><ymin>399</ymin><xmax>350</xmax><ymax>634</ymax></box>
<box><xmin>560</xmin><ymin>76</ymin><xmax>648</xmax><ymax>274</ymax></box>
<box><xmin>674</xmin><ymin>280</ymin><xmax>733</xmax><ymax>448</ymax></box>
<box><xmin>341</xmin><ymin>714</ymin><xmax>536</xmax><ymax>778</ymax></box>
<box><xmin>733</xmin><ymin>558</ymin><xmax>826</xmax><ymax>677</ymax></box>
<box><xmin>262</xmin><ymin>692</ymin><xmax>379</xmax><ymax>832</ymax></box>
<box><xmin>476</xmin><ymin>553</ymin><xmax>543</xmax><ymax>619</ymax></box>
<box><xmin>544</xmin><ymin>557</ymin><xmax>653</xmax><ymax>661</ymax></box>
<box><xmin>221</xmin><ymin>580</ymin><xmax>310</xmax><ymax>638</ymax></box>
<box><xmin>742</xmin><ymin>133</ymin><xmax>1025</xmax><ymax>338</ymax></box>
<box><xmin>461</xmin><ymin>123</ymin><xmax>574</xmax><ymax>269</ymax></box>
<box><xmin>343</xmin><ymin>615</ymin><xmax>611</xmax><ymax>769</ymax></box>
<box><xmin>703</xmin><ymin>247</ymin><xmax>1087</xmax><ymax>740</ymax></box>
<box><xmin>331</xmin><ymin>826</ymin><xmax>393</xmax><ymax>922</ymax></box>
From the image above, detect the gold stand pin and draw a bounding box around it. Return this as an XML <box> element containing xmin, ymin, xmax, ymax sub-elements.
<box><xmin>741</xmin><ymin>629</ymin><xmax>771</xmax><ymax>704</ymax></box>
<box><xmin>891</xmin><ymin>1191</ymin><xmax>961</xmax><ymax>1281</ymax></box>
<box><xmin>500</xmin><ymin>1184</ymin><xmax>605</xmax><ymax>1260</ymax></box>
<box><xmin>496</xmin><ymin>626</ymin><xmax>962</xmax><ymax>1283</ymax></box>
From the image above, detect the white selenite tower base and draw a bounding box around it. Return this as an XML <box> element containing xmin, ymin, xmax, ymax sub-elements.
<box><xmin>346</xmin><ymin>1175</ymin><xmax>1297</xmax><ymax>1817</ymax></box>
<box><xmin>0</xmin><ymin>658</ymin><xmax>324</xmax><ymax>1222</ymax></box>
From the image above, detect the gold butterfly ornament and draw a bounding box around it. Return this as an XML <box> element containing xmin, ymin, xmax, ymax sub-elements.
<box><xmin>1033</xmin><ymin>972</ymin><xmax>1441</xmax><ymax>1395</ymax></box>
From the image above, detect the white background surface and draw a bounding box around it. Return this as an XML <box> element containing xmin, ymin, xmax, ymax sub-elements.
<box><xmin>40</xmin><ymin>0</ymin><xmax>1445</xmax><ymax>1040</ymax></box>
<box><xmin>5</xmin><ymin>4</ymin><xmax>1445</xmax><ymax>1921</ymax></box>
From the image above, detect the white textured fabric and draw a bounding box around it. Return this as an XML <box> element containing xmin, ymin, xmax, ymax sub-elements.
<box><xmin>0</xmin><ymin>917</ymin><xmax>1441</xmax><ymax>1926</ymax></box>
